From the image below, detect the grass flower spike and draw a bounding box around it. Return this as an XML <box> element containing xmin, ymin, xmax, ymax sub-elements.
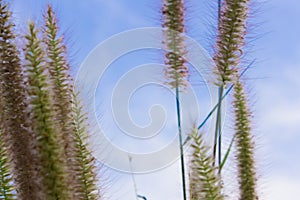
<box><xmin>214</xmin><ymin>0</ymin><xmax>250</xmax><ymax>85</ymax></box>
<box><xmin>24</xmin><ymin>22</ymin><xmax>71</xmax><ymax>199</ymax></box>
<box><xmin>189</xmin><ymin>129</ymin><xmax>224</xmax><ymax>200</ymax></box>
<box><xmin>44</xmin><ymin>6</ymin><xmax>100</xmax><ymax>199</ymax></box>
<box><xmin>72</xmin><ymin>91</ymin><xmax>100</xmax><ymax>200</ymax></box>
<box><xmin>0</xmin><ymin>1</ymin><xmax>39</xmax><ymax>198</ymax></box>
<box><xmin>162</xmin><ymin>0</ymin><xmax>189</xmax><ymax>89</ymax></box>
<box><xmin>0</xmin><ymin>130</ymin><xmax>15</xmax><ymax>200</ymax></box>
<box><xmin>233</xmin><ymin>81</ymin><xmax>257</xmax><ymax>200</ymax></box>
<box><xmin>44</xmin><ymin>5</ymin><xmax>84</xmax><ymax>199</ymax></box>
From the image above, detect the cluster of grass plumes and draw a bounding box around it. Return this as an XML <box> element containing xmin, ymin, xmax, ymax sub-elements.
<box><xmin>0</xmin><ymin>1</ymin><xmax>100</xmax><ymax>199</ymax></box>
<box><xmin>184</xmin><ymin>0</ymin><xmax>259</xmax><ymax>198</ymax></box>
<box><xmin>212</xmin><ymin>0</ymin><xmax>259</xmax><ymax>198</ymax></box>
<box><xmin>0</xmin><ymin>0</ymin><xmax>261</xmax><ymax>199</ymax></box>
<box><xmin>211</xmin><ymin>0</ymin><xmax>251</xmax><ymax>168</ymax></box>
<box><xmin>189</xmin><ymin>130</ymin><xmax>224</xmax><ymax>200</ymax></box>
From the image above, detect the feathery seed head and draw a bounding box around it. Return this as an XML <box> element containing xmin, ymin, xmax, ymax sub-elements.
<box><xmin>24</xmin><ymin>21</ymin><xmax>72</xmax><ymax>200</ymax></box>
<box><xmin>0</xmin><ymin>2</ymin><xmax>40</xmax><ymax>198</ymax></box>
<box><xmin>189</xmin><ymin>129</ymin><xmax>224</xmax><ymax>200</ymax></box>
<box><xmin>214</xmin><ymin>0</ymin><xmax>250</xmax><ymax>86</ymax></box>
<box><xmin>162</xmin><ymin>0</ymin><xmax>189</xmax><ymax>89</ymax></box>
<box><xmin>233</xmin><ymin>81</ymin><xmax>258</xmax><ymax>200</ymax></box>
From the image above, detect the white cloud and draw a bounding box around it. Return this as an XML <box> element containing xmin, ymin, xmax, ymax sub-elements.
<box><xmin>262</xmin><ymin>176</ymin><xmax>300</xmax><ymax>200</ymax></box>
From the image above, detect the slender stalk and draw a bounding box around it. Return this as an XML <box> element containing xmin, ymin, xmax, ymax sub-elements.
<box><xmin>219</xmin><ymin>134</ymin><xmax>235</xmax><ymax>171</ymax></box>
<box><xmin>218</xmin><ymin>0</ymin><xmax>222</xmax><ymax>21</ymax></box>
<box><xmin>212</xmin><ymin>86</ymin><xmax>224</xmax><ymax>168</ymax></box>
<box><xmin>183</xmin><ymin>59</ymin><xmax>255</xmax><ymax>146</ymax></box>
<box><xmin>213</xmin><ymin>0</ymin><xmax>223</xmax><ymax>169</ymax></box>
<box><xmin>176</xmin><ymin>86</ymin><xmax>187</xmax><ymax>200</ymax></box>
<box><xmin>128</xmin><ymin>156</ymin><xmax>139</xmax><ymax>200</ymax></box>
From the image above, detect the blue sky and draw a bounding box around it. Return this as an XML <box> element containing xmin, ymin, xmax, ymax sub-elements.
<box><xmin>9</xmin><ymin>0</ymin><xmax>300</xmax><ymax>199</ymax></box>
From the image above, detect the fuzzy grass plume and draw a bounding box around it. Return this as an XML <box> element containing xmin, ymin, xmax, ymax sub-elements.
<box><xmin>0</xmin><ymin>130</ymin><xmax>15</xmax><ymax>200</ymax></box>
<box><xmin>44</xmin><ymin>6</ymin><xmax>100</xmax><ymax>199</ymax></box>
<box><xmin>24</xmin><ymin>22</ymin><xmax>71</xmax><ymax>199</ymax></box>
<box><xmin>213</xmin><ymin>0</ymin><xmax>250</xmax><ymax>86</ymax></box>
<box><xmin>0</xmin><ymin>1</ymin><xmax>40</xmax><ymax>198</ymax></box>
<box><xmin>189</xmin><ymin>129</ymin><xmax>224</xmax><ymax>200</ymax></box>
<box><xmin>72</xmin><ymin>91</ymin><xmax>100</xmax><ymax>200</ymax></box>
<box><xmin>43</xmin><ymin>5</ymin><xmax>84</xmax><ymax>199</ymax></box>
<box><xmin>233</xmin><ymin>81</ymin><xmax>257</xmax><ymax>200</ymax></box>
<box><xmin>162</xmin><ymin>0</ymin><xmax>189</xmax><ymax>89</ymax></box>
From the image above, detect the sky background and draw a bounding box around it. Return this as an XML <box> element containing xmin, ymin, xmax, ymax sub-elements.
<box><xmin>8</xmin><ymin>0</ymin><xmax>300</xmax><ymax>199</ymax></box>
